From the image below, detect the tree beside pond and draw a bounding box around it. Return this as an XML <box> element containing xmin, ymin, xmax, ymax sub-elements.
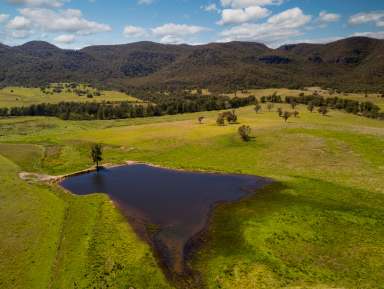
<box><xmin>91</xmin><ymin>144</ymin><xmax>103</xmax><ymax>171</ymax></box>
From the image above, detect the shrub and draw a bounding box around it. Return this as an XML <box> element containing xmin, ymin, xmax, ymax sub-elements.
<box><xmin>216</xmin><ymin>114</ymin><xmax>225</xmax><ymax>126</ymax></box>
<box><xmin>307</xmin><ymin>102</ymin><xmax>315</xmax><ymax>112</ymax></box>
<box><xmin>282</xmin><ymin>111</ymin><xmax>292</xmax><ymax>122</ymax></box>
<box><xmin>238</xmin><ymin>125</ymin><xmax>252</xmax><ymax>141</ymax></box>
<box><xmin>318</xmin><ymin>106</ymin><xmax>329</xmax><ymax>116</ymax></box>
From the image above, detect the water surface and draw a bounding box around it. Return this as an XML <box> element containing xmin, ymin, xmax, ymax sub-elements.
<box><xmin>60</xmin><ymin>164</ymin><xmax>271</xmax><ymax>272</ymax></box>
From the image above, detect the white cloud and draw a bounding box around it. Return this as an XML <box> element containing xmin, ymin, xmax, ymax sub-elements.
<box><xmin>152</xmin><ymin>23</ymin><xmax>208</xmax><ymax>36</ymax></box>
<box><xmin>15</xmin><ymin>8</ymin><xmax>111</xmax><ymax>35</ymax></box>
<box><xmin>220</xmin><ymin>7</ymin><xmax>311</xmax><ymax>46</ymax></box>
<box><xmin>54</xmin><ymin>34</ymin><xmax>76</xmax><ymax>44</ymax></box>
<box><xmin>7</xmin><ymin>0</ymin><xmax>69</xmax><ymax>8</ymax></box>
<box><xmin>218</xmin><ymin>6</ymin><xmax>270</xmax><ymax>25</ymax></box>
<box><xmin>123</xmin><ymin>25</ymin><xmax>147</xmax><ymax>37</ymax></box>
<box><xmin>352</xmin><ymin>31</ymin><xmax>384</xmax><ymax>39</ymax></box>
<box><xmin>9</xmin><ymin>29</ymin><xmax>31</xmax><ymax>38</ymax></box>
<box><xmin>138</xmin><ymin>0</ymin><xmax>154</xmax><ymax>5</ymax></box>
<box><xmin>220</xmin><ymin>0</ymin><xmax>283</xmax><ymax>8</ymax></box>
<box><xmin>0</xmin><ymin>14</ymin><xmax>10</xmax><ymax>23</ymax></box>
<box><xmin>151</xmin><ymin>23</ymin><xmax>210</xmax><ymax>44</ymax></box>
<box><xmin>202</xmin><ymin>3</ymin><xmax>220</xmax><ymax>13</ymax></box>
<box><xmin>6</xmin><ymin>15</ymin><xmax>31</xmax><ymax>30</ymax></box>
<box><xmin>349</xmin><ymin>11</ymin><xmax>384</xmax><ymax>27</ymax></box>
<box><xmin>317</xmin><ymin>11</ymin><xmax>340</xmax><ymax>25</ymax></box>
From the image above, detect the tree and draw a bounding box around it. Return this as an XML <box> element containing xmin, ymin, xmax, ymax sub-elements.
<box><xmin>238</xmin><ymin>125</ymin><xmax>252</xmax><ymax>141</ymax></box>
<box><xmin>198</xmin><ymin>116</ymin><xmax>205</xmax><ymax>124</ymax></box>
<box><xmin>91</xmin><ymin>144</ymin><xmax>103</xmax><ymax>171</ymax></box>
<box><xmin>216</xmin><ymin>114</ymin><xmax>225</xmax><ymax>126</ymax></box>
<box><xmin>277</xmin><ymin>107</ymin><xmax>283</xmax><ymax>117</ymax></box>
<box><xmin>293</xmin><ymin>110</ymin><xmax>300</xmax><ymax>118</ymax></box>
<box><xmin>267</xmin><ymin>103</ymin><xmax>274</xmax><ymax>112</ymax></box>
<box><xmin>318</xmin><ymin>106</ymin><xmax>329</xmax><ymax>116</ymax></box>
<box><xmin>254</xmin><ymin>104</ymin><xmax>262</xmax><ymax>113</ymax></box>
<box><xmin>307</xmin><ymin>102</ymin><xmax>315</xmax><ymax>112</ymax></box>
<box><xmin>282</xmin><ymin>111</ymin><xmax>292</xmax><ymax>122</ymax></box>
<box><xmin>290</xmin><ymin>100</ymin><xmax>297</xmax><ymax>109</ymax></box>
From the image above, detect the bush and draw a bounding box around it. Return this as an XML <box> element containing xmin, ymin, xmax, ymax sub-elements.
<box><xmin>216</xmin><ymin>114</ymin><xmax>225</xmax><ymax>126</ymax></box>
<box><xmin>238</xmin><ymin>125</ymin><xmax>252</xmax><ymax>141</ymax></box>
<box><xmin>318</xmin><ymin>106</ymin><xmax>329</xmax><ymax>116</ymax></box>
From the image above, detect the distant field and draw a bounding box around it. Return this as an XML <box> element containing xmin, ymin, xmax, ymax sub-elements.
<box><xmin>0</xmin><ymin>102</ymin><xmax>383</xmax><ymax>289</ymax></box>
<box><xmin>0</xmin><ymin>85</ymin><xmax>141</xmax><ymax>108</ymax></box>
<box><xmin>226</xmin><ymin>87</ymin><xmax>384</xmax><ymax>109</ymax></box>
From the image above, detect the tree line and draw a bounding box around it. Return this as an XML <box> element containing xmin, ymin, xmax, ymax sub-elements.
<box><xmin>265</xmin><ymin>94</ymin><xmax>383</xmax><ymax>120</ymax></box>
<box><xmin>0</xmin><ymin>94</ymin><xmax>256</xmax><ymax>120</ymax></box>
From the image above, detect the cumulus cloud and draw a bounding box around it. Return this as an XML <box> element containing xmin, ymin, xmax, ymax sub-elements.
<box><xmin>317</xmin><ymin>11</ymin><xmax>340</xmax><ymax>25</ymax></box>
<box><xmin>7</xmin><ymin>0</ymin><xmax>69</xmax><ymax>7</ymax></box>
<box><xmin>0</xmin><ymin>14</ymin><xmax>10</xmax><ymax>23</ymax></box>
<box><xmin>220</xmin><ymin>0</ymin><xmax>283</xmax><ymax>8</ymax></box>
<box><xmin>54</xmin><ymin>34</ymin><xmax>76</xmax><ymax>44</ymax></box>
<box><xmin>220</xmin><ymin>7</ymin><xmax>311</xmax><ymax>46</ymax></box>
<box><xmin>151</xmin><ymin>23</ymin><xmax>210</xmax><ymax>44</ymax></box>
<box><xmin>6</xmin><ymin>15</ymin><xmax>31</xmax><ymax>30</ymax></box>
<box><xmin>349</xmin><ymin>11</ymin><xmax>384</xmax><ymax>27</ymax></box>
<box><xmin>123</xmin><ymin>25</ymin><xmax>147</xmax><ymax>37</ymax></box>
<box><xmin>12</xmin><ymin>8</ymin><xmax>111</xmax><ymax>35</ymax></box>
<box><xmin>218</xmin><ymin>6</ymin><xmax>270</xmax><ymax>25</ymax></box>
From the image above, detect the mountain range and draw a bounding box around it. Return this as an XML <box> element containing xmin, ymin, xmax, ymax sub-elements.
<box><xmin>1</xmin><ymin>37</ymin><xmax>383</xmax><ymax>92</ymax></box>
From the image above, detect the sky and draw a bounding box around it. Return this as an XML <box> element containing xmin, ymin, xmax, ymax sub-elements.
<box><xmin>0</xmin><ymin>0</ymin><xmax>383</xmax><ymax>49</ymax></box>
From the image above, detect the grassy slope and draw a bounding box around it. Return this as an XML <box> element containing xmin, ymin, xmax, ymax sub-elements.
<box><xmin>0</xmin><ymin>140</ymin><xmax>173</xmax><ymax>288</ymax></box>
<box><xmin>0</xmin><ymin>103</ymin><xmax>383</xmax><ymax>288</ymax></box>
<box><xmin>0</xmin><ymin>86</ymin><xmax>140</xmax><ymax>108</ymax></box>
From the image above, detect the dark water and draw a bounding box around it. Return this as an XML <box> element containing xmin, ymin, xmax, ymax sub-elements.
<box><xmin>60</xmin><ymin>164</ymin><xmax>271</xmax><ymax>272</ymax></box>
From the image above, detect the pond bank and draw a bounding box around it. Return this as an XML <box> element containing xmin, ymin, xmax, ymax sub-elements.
<box><xmin>19</xmin><ymin>161</ymin><xmax>274</xmax><ymax>288</ymax></box>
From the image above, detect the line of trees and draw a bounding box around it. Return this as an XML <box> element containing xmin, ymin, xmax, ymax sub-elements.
<box><xmin>0</xmin><ymin>94</ymin><xmax>256</xmax><ymax>120</ymax></box>
<box><xmin>266</xmin><ymin>94</ymin><xmax>384</xmax><ymax>119</ymax></box>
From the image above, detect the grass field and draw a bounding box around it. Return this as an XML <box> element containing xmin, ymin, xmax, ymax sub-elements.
<box><xmin>0</xmin><ymin>102</ymin><xmax>383</xmax><ymax>288</ymax></box>
<box><xmin>0</xmin><ymin>85</ymin><xmax>140</xmax><ymax>108</ymax></box>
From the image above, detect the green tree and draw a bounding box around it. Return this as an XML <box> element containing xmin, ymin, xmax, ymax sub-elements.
<box><xmin>307</xmin><ymin>102</ymin><xmax>315</xmax><ymax>112</ymax></box>
<box><xmin>282</xmin><ymin>111</ymin><xmax>292</xmax><ymax>122</ymax></box>
<box><xmin>216</xmin><ymin>114</ymin><xmax>225</xmax><ymax>126</ymax></box>
<box><xmin>254</xmin><ymin>104</ymin><xmax>262</xmax><ymax>113</ymax></box>
<box><xmin>277</xmin><ymin>107</ymin><xmax>283</xmax><ymax>117</ymax></box>
<box><xmin>318</xmin><ymin>106</ymin><xmax>329</xmax><ymax>116</ymax></box>
<box><xmin>290</xmin><ymin>100</ymin><xmax>297</xmax><ymax>109</ymax></box>
<box><xmin>238</xmin><ymin>125</ymin><xmax>252</xmax><ymax>141</ymax></box>
<box><xmin>91</xmin><ymin>144</ymin><xmax>103</xmax><ymax>171</ymax></box>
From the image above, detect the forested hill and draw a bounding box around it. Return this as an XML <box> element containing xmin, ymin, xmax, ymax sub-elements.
<box><xmin>1</xmin><ymin>37</ymin><xmax>383</xmax><ymax>91</ymax></box>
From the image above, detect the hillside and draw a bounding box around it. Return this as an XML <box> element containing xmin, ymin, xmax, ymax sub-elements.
<box><xmin>0</xmin><ymin>37</ymin><xmax>383</xmax><ymax>91</ymax></box>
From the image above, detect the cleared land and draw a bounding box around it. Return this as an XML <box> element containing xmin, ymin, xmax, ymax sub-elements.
<box><xmin>0</xmin><ymin>85</ymin><xmax>140</xmax><ymax>108</ymax></box>
<box><xmin>0</xmin><ymin>101</ymin><xmax>383</xmax><ymax>288</ymax></box>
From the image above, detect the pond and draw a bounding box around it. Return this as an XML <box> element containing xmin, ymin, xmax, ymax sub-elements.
<box><xmin>60</xmin><ymin>164</ymin><xmax>272</xmax><ymax>273</ymax></box>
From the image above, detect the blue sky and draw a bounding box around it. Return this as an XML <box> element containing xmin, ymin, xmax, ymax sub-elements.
<box><xmin>0</xmin><ymin>0</ymin><xmax>383</xmax><ymax>48</ymax></box>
